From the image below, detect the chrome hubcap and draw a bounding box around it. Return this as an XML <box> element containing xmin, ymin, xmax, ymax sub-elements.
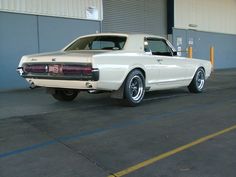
<box><xmin>129</xmin><ymin>75</ymin><xmax>144</xmax><ymax>101</ymax></box>
<box><xmin>196</xmin><ymin>70</ymin><xmax>205</xmax><ymax>90</ymax></box>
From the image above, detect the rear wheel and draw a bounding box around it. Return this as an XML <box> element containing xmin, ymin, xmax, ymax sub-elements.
<box><xmin>188</xmin><ymin>68</ymin><xmax>205</xmax><ymax>93</ymax></box>
<box><xmin>52</xmin><ymin>89</ymin><xmax>79</xmax><ymax>101</ymax></box>
<box><xmin>124</xmin><ymin>69</ymin><xmax>145</xmax><ymax>106</ymax></box>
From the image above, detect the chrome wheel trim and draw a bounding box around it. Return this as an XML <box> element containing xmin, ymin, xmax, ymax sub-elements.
<box><xmin>196</xmin><ymin>70</ymin><xmax>205</xmax><ymax>90</ymax></box>
<box><xmin>129</xmin><ymin>75</ymin><xmax>144</xmax><ymax>101</ymax></box>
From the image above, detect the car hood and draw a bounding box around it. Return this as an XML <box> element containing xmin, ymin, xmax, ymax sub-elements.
<box><xmin>20</xmin><ymin>50</ymin><xmax>110</xmax><ymax>64</ymax></box>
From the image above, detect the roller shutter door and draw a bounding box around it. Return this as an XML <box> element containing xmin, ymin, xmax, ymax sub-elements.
<box><xmin>102</xmin><ymin>0</ymin><xmax>167</xmax><ymax>36</ymax></box>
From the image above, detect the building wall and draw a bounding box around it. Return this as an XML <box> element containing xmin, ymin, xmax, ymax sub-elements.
<box><xmin>172</xmin><ymin>28</ymin><xmax>236</xmax><ymax>69</ymax></box>
<box><xmin>38</xmin><ymin>16</ymin><xmax>100</xmax><ymax>52</ymax></box>
<box><xmin>174</xmin><ymin>0</ymin><xmax>236</xmax><ymax>35</ymax></box>
<box><xmin>173</xmin><ymin>0</ymin><xmax>236</xmax><ymax>69</ymax></box>
<box><xmin>0</xmin><ymin>0</ymin><xmax>102</xmax><ymax>90</ymax></box>
<box><xmin>0</xmin><ymin>12</ymin><xmax>100</xmax><ymax>90</ymax></box>
<box><xmin>0</xmin><ymin>0</ymin><xmax>103</xmax><ymax>21</ymax></box>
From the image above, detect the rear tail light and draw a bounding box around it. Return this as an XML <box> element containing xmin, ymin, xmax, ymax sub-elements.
<box><xmin>23</xmin><ymin>64</ymin><xmax>96</xmax><ymax>79</ymax></box>
<box><xmin>63</xmin><ymin>65</ymin><xmax>92</xmax><ymax>75</ymax></box>
<box><xmin>81</xmin><ymin>67</ymin><xmax>92</xmax><ymax>75</ymax></box>
<box><xmin>24</xmin><ymin>64</ymin><xmax>46</xmax><ymax>73</ymax></box>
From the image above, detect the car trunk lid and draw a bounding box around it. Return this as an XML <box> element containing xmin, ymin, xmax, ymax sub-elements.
<box><xmin>23</xmin><ymin>50</ymin><xmax>108</xmax><ymax>63</ymax></box>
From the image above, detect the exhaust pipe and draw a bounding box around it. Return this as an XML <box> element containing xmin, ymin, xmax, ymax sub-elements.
<box><xmin>29</xmin><ymin>80</ymin><xmax>37</xmax><ymax>89</ymax></box>
<box><xmin>85</xmin><ymin>82</ymin><xmax>93</xmax><ymax>88</ymax></box>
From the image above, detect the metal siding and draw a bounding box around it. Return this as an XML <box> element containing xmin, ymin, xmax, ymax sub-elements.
<box><xmin>174</xmin><ymin>0</ymin><xmax>236</xmax><ymax>35</ymax></box>
<box><xmin>144</xmin><ymin>0</ymin><xmax>167</xmax><ymax>36</ymax></box>
<box><xmin>102</xmin><ymin>0</ymin><xmax>167</xmax><ymax>36</ymax></box>
<box><xmin>0</xmin><ymin>0</ymin><xmax>103</xmax><ymax>21</ymax></box>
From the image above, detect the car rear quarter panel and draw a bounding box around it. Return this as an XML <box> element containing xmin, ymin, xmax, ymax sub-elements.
<box><xmin>188</xmin><ymin>58</ymin><xmax>212</xmax><ymax>79</ymax></box>
<box><xmin>92</xmin><ymin>52</ymin><xmax>148</xmax><ymax>90</ymax></box>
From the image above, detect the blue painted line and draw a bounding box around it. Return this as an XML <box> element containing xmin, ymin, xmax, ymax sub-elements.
<box><xmin>0</xmin><ymin>119</ymin><xmax>159</xmax><ymax>159</ymax></box>
<box><xmin>56</xmin><ymin>121</ymin><xmax>138</xmax><ymax>143</ymax></box>
<box><xmin>0</xmin><ymin>98</ymin><xmax>235</xmax><ymax>159</ymax></box>
<box><xmin>0</xmin><ymin>140</ymin><xmax>55</xmax><ymax>158</ymax></box>
<box><xmin>56</xmin><ymin>127</ymin><xmax>107</xmax><ymax>142</ymax></box>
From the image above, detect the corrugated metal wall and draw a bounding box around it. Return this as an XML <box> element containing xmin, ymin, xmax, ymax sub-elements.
<box><xmin>0</xmin><ymin>0</ymin><xmax>103</xmax><ymax>21</ymax></box>
<box><xmin>174</xmin><ymin>0</ymin><xmax>236</xmax><ymax>35</ymax></box>
<box><xmin>102</xmin><ymin>0</ymin><xmax>167</xmax><ymax>36</ymax></box>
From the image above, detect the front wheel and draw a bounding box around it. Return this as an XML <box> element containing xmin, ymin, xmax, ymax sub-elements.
<box><xmin>124</xmin><ymin>69</ymin><xmax>145</xmax><ymax>106</ymax></box>
<box><xmin>188</xmin><ymin>68</ymin><xmax>205</xmax><ymax>93</ymax></box>
<box><xmin>52</xmin><ymin>89</ymin><xmax>79</xmax><ymax>101</ymax></box>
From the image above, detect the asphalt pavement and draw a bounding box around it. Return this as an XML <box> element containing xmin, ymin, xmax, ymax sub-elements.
<box><xmin>0</xmin><ymin>69</ymin><xmax>236</xmax><ymax>177</ymax></box>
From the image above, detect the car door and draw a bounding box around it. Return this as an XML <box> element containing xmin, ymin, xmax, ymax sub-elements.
<box><xmin>145</xmin><ymin>38</ymin><xmax>189</xmax><ymax>88</ymax></box>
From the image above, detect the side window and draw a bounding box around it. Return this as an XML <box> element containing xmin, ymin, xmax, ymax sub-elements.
<box><xmin>144</xmin><ymin>38</ymin><xmax>173</xmax><ymax>56</ymax></box>
<box><xmin>91</xmin><ymin>41</ymin><xmax>115</xmax><ymax>50</ymax></box>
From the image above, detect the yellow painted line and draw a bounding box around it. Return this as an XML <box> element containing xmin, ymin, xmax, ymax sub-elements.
<box><xmin>108</xmin><ymin>124</ymin><xmax>236</xmax><ymax>177</ymax></box>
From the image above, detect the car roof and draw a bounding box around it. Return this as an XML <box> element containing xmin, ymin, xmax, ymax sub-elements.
<box><xmin>80</xmin><ymin>32</ymin><xmax>165</xmax><ymax>40</ymax></box>
<box><xmin>63</xmin><ymin>32</ymin><xmax>169</xmax><ymax>52</ymax></box>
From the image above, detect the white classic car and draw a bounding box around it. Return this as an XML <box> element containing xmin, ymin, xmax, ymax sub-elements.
<box><xmin>17</xmin><ymin>33</ymin><xmax>212</xmax><ymax>106</ymax></box>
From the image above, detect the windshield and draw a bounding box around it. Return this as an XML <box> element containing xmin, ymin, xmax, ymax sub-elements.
<box><xmin>65</xmin><ymin>36</ymin><xmax>127</xmax><ymax>51</ymax></box>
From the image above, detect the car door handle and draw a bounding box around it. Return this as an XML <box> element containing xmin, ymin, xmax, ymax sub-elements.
<box><xmin>157</xmin><ymin>59</ymin><xmax>163</xmax><ymax>62</ymax></box>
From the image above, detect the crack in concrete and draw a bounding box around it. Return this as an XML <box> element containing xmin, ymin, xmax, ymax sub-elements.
<box><xmin>21</xmin><ymin>117</ymin><xmax>113</xmax><ymax>176</ymax></box>
<box><xmin>54</xmin><ymin>138</ymin><xmax>113</xmax><ymax>176</ymax></box>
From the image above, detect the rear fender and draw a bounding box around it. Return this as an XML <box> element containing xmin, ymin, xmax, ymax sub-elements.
<box><xmin>111</xmin><ymin>66</ymin><xmax>146</xmax><ymax>99</ymax></box>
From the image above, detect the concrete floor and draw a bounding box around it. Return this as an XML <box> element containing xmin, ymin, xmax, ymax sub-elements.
<box><xmin>0</xmin><ymin>69</ymin><xmax>236</xmax><ymax>177</ymax></box>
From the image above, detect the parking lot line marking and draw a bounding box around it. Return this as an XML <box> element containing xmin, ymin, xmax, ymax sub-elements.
<box><xmin>108</xmin><ymin>124</ymin><xmax>236</xmax><ymax>177</ymax></box>
<box><xmin>0</xmin><ymin>140</ymin><xmax>56</xmax><ymax>158</ymax></box>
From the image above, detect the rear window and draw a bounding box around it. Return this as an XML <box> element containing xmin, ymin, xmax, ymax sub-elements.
<box><xmin>65</xmin><ymin>36</ymin><xmax>127</xmax><ymax>51</ymax></box>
